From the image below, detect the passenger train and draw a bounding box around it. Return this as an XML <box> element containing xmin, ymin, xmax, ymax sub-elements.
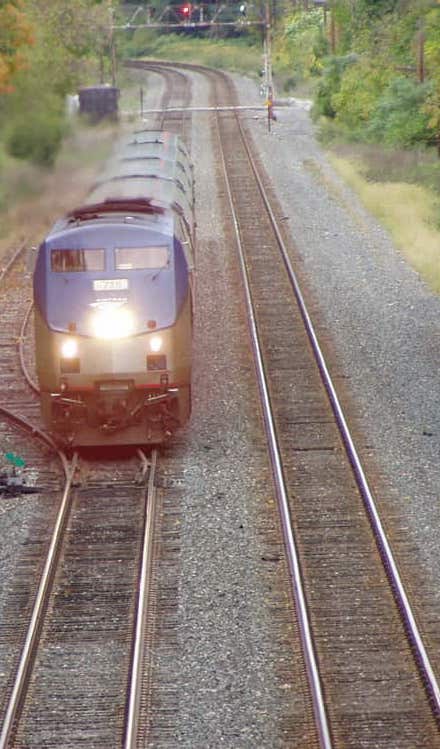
<box><xmin>33</xmin><ymin>130</ymin><xmax>195</xmax><ymax>447</ymax></box>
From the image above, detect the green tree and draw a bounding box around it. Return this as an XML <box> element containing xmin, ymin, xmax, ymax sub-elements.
<box><xmin>367</xmin><ymin>76</ymin><xmax>433</xmax><ymax>146</ymax></box>
<box><xmin>423</xmin><ymin>6</ymin><xmax>440</xmax><ymax>140</ymax></box>
<box><xmin>279</xmin><ymin>9</ymin><xmax>327</xmax><ymax>79</ymax></box>
<box><xmin>312</xmin><ymin>53</ymin><xmax>357</xmax><ymax>118</ymax></box>
<box><xmin>1</xmin><ymin>0</ymin><xmax>119</xmax><ymax>166</ymax></box>
<box><xmin>26</xmin><ymin>0</ymin><xmax>114</xmax><ymax>95</ymax></box>
<box><xmin>332</xmin><ymin>56</ymin><xmax>392</xmax><ymax>131</ymax></box>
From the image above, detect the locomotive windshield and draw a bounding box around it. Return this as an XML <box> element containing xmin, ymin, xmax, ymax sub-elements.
<box><xmin>51</xmin><ymin>249</ymin><xmax>105</xmax><ymax>272</ymax></box>
<box><xmin>114</xmin><ymin>245</ymin><xmax>169</xmax><ymax>270</ymax></box>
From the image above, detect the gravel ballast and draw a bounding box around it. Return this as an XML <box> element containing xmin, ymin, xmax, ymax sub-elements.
<box><xmin>155</xmin><ymin>70</ymin><xmax>440</xmax><ymax>745</ymax></box>
<box><xmin>1</xmin><ymin>66</ymin><xmax>439</xmax><ymax>748</ymax></box>
<box><xmin>234</xmin><ymin>75</ymin><xmax>440</xmax><ymax>586</ymax></box>
<box><xmin>147</xmin><ymin>70</ymin><xmax>313</xmax><ymax>748</ymax></box>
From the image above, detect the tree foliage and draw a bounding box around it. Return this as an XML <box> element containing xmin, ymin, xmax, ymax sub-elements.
<box><xmin>276</xmin><ymin>0</ymin><xmax>440</xmax><ymax>149</ymax></box>
<box><xmin>0</xmin><ymin>0</ymin><xmax>118</xmax><ymax>166</ymax></box>
<box><xmin>367</xmin><ymin>77</ymin><xmax>433</xmax><ymax>146</ymax></box>
<box><xmin>5</xmin><ymin>107</ymin><xmax>66</xmax><ymax>166</ymax></box>
<box><xmin>313</xmin><ymin>53</ymin><xmax>357</xmax><ymax>118</ymax></box>
<box><xmin>332</xmin><ymin>58</ymin><xmax>393</xmax><ymax>130</ymax></box>
<box><xmin>283</xmin><ymin>9</ymin><xmax>327</xmax><ymax>78</ymax></box>
<box><xmin>0</xmin><ymin>1</ymin><xmax>34</xmax><ymax>94</ymax></box>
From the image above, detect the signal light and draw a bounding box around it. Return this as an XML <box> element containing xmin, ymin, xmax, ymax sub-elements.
<box><xmin>180</xmin><ymin>3</ymin><xmax>192</xmax><ymax>17</ymax></box>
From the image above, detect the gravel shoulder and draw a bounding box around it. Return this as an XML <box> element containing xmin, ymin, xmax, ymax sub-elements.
<box><xmin>150</xmin><ymin>68</ymin><xmax>440</xmax><ymax>746</ymax></box>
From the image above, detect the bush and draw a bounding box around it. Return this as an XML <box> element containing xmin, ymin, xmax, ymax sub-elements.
<box><xmin>274</xmin><ymin>9</ymin><xmax>328</xmax><ymax>83</ymax></box>
<box><xmin>5</xmin><ymin>109</ymin><xmax>66</xmax><ymax>167</ymax></box>
<box><xmin>119</xmin><ymin>28</ymin><xmax>159</xmax><ymax>58</ymax></box>
<box><xmin>312</xmin><ymin>53</ymin><xmax>358</xmax><ymax>119</ymax></box>
<box><xmin>332</xmin><ymin>58</ymin><xmax>391</xmax><ymax>131</ymax></box>
<box><xmin>367</xmin><ymin>77</ymin><xmax>433</xmax><ymax>147</ymax></box>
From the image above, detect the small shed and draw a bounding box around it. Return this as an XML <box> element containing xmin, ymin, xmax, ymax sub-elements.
<box><xmin>78</xmin><ymin>85</ymin><xmax>119</xmax><ymax>122</ymax></box>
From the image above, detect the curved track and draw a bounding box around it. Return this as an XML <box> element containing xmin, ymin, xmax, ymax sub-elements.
<box><xmin>207</xmin><ymin>65</ymin><xmax>440</xmax><ymax>746</ymax></box>
<box><xmin>208</xmin><ymin>65</ymin><xmax>440</xmax><ymax>747</ymax></box>
<box><xmin>132</xmin><ymin>61</ymin><xmax>440</xmax><ymax>747</ymax></box>
<box><xmin>2</xmin><ymin>62</ymin><xmax>439</xmax><ymax>747</ymax></box>
<box><xmin>0</xmin><ymin>67</ymin><xmax>193</xmax><ymax>749</ymax></box>
<box><xmin>128</xmin><ymin>60</ymin><xmax>192</xmax><ymax>147</ymax></box>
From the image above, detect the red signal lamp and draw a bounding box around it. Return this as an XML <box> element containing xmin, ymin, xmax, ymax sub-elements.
<box><xmin>180</xmin><ymin>3</ymin><xmax>192</xmax><ymax>16</ymax></box>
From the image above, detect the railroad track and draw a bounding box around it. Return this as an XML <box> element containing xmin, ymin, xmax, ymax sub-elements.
<box><xmin>0</xmin><ymin>450</ymin><xmax>160</xmax><ymax>748</ymax></box>
<box><xmin>205</xmin><ymin>66</ymin><xmax>440</xmax><ymax>746</ymax></box>
<box><xmin>2</xmin><ymin>61</ymin><xmax>439</xmax><ymax>746</ymax></box>
<box><xmin>127</xmin><ymin>60</ymin><xmax>193</xmax><ymax>148</ymax></box>
<box><xmin>0</xmin><ymin>244</ymin><xmax>40</xmax><ymax>422</ymax></box>
<box><xmin>0</xmin><ymin>283</ymin><xmax>172</xmax><ymax>747</ymax></box>
<box><xmin>123</xmin><ymin>59</ymin><xmax>440</xmax><ymax>747</ymax></box>
<box><xmin>0</xmin><ymin>72</ymin><xmax>192</xmax><ymax>749</ymax></box>
<box><xmin>0</xmin><ymin>243</ymin><xmax>68</xmax><ymax>746</ymax></box>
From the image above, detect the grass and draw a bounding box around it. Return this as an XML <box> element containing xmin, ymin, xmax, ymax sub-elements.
<box><xmin>121</xmin><ymin>32</ymin><xmax>263</xmax><ymax>79</ymax></box>
<box><xmin>0</xmin><ymin>120</ymin><xmax>119</xmax><ymax>256</ymax></box>
<box><xmin>327</xmin><ymin>150</ymin><xmax>440</xmax><ymax>293</ymax></box>
<box><xmin>329</xmin><ymin>141</ymin><xmax>440</xmax><ymax>195</ymax></box>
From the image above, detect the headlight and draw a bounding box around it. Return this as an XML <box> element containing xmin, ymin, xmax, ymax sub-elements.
<box><xmin>91</xmin><ymin>306</ymin><xmax>135</xmax><ymax>339</ymax></box>
<box><xmin>61</xmin><ymin>339</ymin><xmax>78</xmax><ymax>358</ymax></box>
<box><xmin>149</xmin><ymin>335</ymin><xmax>163</xmax><ymax>352</ymax></box>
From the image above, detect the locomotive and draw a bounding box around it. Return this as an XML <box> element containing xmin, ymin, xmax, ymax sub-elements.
<box><xmin>33</xmin><ymin>130</ymin><xmax>195</xmax><ymax>447</ymax></box>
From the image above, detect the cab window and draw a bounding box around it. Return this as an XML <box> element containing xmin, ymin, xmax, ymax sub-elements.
<box><xmin>114</xmin><ymin>246</ymin><xmax>169</xmax><ymax>270</ymax></box>
<box><xmin>51</xmin><ymin>248</ymin><xmax>105</xmax><ymax>272</ymax></box>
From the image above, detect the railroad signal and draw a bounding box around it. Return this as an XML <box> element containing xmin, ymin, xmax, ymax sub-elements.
<box><xmin>180</xmin><ymin>3</ymin><xmax>192</xmax><ymax>18</ymax></box>
<box><xmin>5</xmin><ymin>452</ymin><xmax>26</xmax><ymax>468</ymax></box>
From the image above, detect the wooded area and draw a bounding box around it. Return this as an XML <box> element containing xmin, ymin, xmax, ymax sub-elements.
<box><xmin>0</xmin><ymin>0</ymin><xmax>439</xmax><ymax>166</ymax></box>
<box><xmin>0</xmin><ymin>0</ymin><xmax>115</xmax><ymax>165</ymax></box>
<box><xmin>275</xmin><ymin>0</ymin><xmax>440</xmax><ymax>149</ymax></box>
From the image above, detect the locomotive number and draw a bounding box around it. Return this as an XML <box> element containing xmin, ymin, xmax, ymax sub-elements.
<box><xmin>93</xmin><ymin>279</ymin><xmax>129</xmax><ymax>291</ymax></box>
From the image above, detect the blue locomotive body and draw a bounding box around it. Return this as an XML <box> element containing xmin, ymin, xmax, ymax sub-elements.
<box><xmin>33</xmin><ymin>131</ymin><xmax>195</xmax><ymax>447</ymax></box>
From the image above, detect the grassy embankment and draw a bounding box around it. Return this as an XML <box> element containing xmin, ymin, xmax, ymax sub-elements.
<box><xmin>125</xmin><ymin>32</ymin><xmax>263</xmax><ymax>78</ymax></box>
<box><xmin>0</xmin><ymin>36</ymin><xmax>261</xmax><ymax>258</ymax></box>
<box><xmin>326</xmin><ymin>146</ymin><xmax>440</xmax><ymax>293</ymax></box>
<box><xmin>0</xmin><ymin>124</ymin><xmax>118</xmax><ymax>257</ymax></box>
<box><xmin>123</xmin><ymin>35</ymin><xmax>440</xmax><ymax>294</ymax></box>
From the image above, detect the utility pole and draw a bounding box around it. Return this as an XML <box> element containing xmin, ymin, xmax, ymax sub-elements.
<box><xmin>264</xmin><ymin>0</ymin><xmax>273</xmax><ymax>95</ymax></box>
<box><xmin>330</xmin><ymin>9</ymin><xmax>336</xmax><ymax>54</ymax></box>
<box><xmin>108</xmin><ymin>0</ymin><xmax>117</xmax><ymax>87</ymax></box>
<box><xmin>264</xmin><ymin>0</ymin><xmax>275</xmax><ymax>132</ymax></box>
<box><xmin>417</xmin><ymin>23</ymin><xmax>425</xmax><ymax>83</ymax></box>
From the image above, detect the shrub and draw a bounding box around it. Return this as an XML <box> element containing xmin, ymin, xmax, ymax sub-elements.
<box><xmin>312</xmin><ymin>53</ymin><xmax>358</xmax><ymax>119</ymax></box>
<box><xmin>274</xmin><ymin>9</ymin><xmax>328</xmax><ymax>83</ymax></box>
<box><xmin>367</xmin><ymin>77</ymin><xmax>433</xmax><ymax>147</ymax></box>
<box><xmin>119</xmin><ymin>28</ymin><xmax>158</xmax><ymax>58</ymax></box>
<box><xmin>332</xmin><ymin>58</ymin><xmax>391</xmax><ymax>131</ymax></box>
<box><xmin>5</xmin><ymin>109</ymin><xmax>66</xmax><ymax>167</ymax></box>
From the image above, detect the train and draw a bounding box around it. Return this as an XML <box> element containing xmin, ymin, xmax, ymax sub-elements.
<box><xmin>33</xmin><ymin>130</ymin><xmax>195</xmax><ymax>447</ymax></box>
